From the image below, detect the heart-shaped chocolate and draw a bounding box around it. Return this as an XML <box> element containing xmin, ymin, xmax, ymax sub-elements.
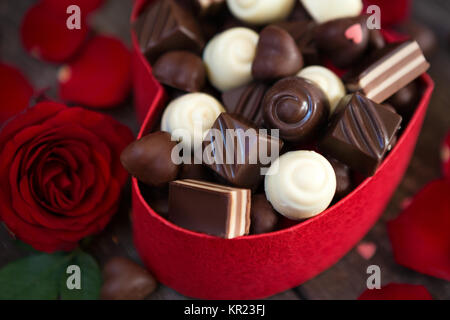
<box><xmin>120</xmin><ymin>131</ymin><xmax>180</xmax><ymax>187</ymax></box>
<box><xmin>315</xmin><ymin>16</ymin><xmax>369</xmax><ymax>69</ymax></box>
<box><xmin>252</xmin><ymin>25</ymin><xmax>303</xmax><ymax>81</ymax></box>
<box><xmin>100</xmin><ymin>257</ymin><xmax>158</xmax><ymax>300</ymax></box>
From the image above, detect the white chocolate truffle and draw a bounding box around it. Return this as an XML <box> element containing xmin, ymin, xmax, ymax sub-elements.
<box><xmin>203</xmin><ymin>27</ymin><xmax>259</xmax><ymax>92</ymax></box>
<box><xmin>161</xmin><ymin>93</ymin><xmax>225</xmax><ymax>150</ymax></box>
<box><xmin>226</xmin><ymin>0</ymin><xmax>296</xmax><ymax>25</ymax></box>
<box><xmin>300</xmin><ymin>0</ymin><xmax>363</xmax><ymax>24</ymax></box>
<box><xmin>298</xmin><ymin>66</ymin><xmax>345</xmax><ymax>114</ymax></box>
<box><xmin>264</xmin><ymin>151</ymin><xmax>336</xmax><ymax>220</ymax></box>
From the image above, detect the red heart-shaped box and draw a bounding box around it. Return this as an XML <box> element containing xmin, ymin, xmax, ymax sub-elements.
<box><xmin>130</xmin><ymin>0</ymin><xmax>433</xmax><ymax>299</ymax></box>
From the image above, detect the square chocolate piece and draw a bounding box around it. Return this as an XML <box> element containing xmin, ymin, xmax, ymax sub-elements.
<box><xmin>133</xmin><ymin>0</ymin><xmax>205</xmax><ymax>62</ymax></box>
<box><xmin>320</xmin><ymin>93</ymin><xmax>402</xmax><ymax>176</ymax></box>
<box><xmin>168</xmin><ymin>179</ymin><xmax>251</xmax><ymax>239</ymax></box>
<box><xmin>202</xmin><ymin>113</ymin><xmax>284</xmax><ymax>189</ymax></box>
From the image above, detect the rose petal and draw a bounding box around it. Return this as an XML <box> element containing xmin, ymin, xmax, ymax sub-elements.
<box><xmin>58</xmin><ymin>35</ymin><xmax>131</xmax><ymax>108</ymax></box>
<box><xmin>0</xmin><ymin>63</ymin><xmax>34</xmax><ymax>122</ymax></box>
<box><xmin>43</xmin><ymin>106</ymin><xmax>134</xmax><ymax>185</ymax></box>
<box><xmin>20</xmin><ymin>1</ymin><xmax>89</xmax><ymax>62</ymax></box>
<box><xmin>358</xmin><ymin>283</ymin><xmax>433</xmax><ymax>300</ymax></box>
<box><xmin>388</xmin><ymin>180</ymin><xmax>450</xmax><ymax>281</ymax></box>
<box><xmin>0</xmin><ymin>102</ymin><xmax>64</xmax><ymax>149</ymax></box>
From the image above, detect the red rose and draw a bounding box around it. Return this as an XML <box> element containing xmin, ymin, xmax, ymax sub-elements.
<box><xmin>0</xmin><ymin>102</ymin><xmax>134</xmax><ymax>252</ymax></box>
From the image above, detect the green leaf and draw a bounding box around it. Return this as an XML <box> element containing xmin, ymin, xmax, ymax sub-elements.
<box><xmin>0</xmin><ymin>253</ymin><xmax>72</xmax><ymax>300</ymax></box>
<box><xmin>59</xmin><ymin>251</ymin><xmax>102</xmax><ymax>300</ymax></box>
<box><xmin>13</xmin><ymin>240</ymin><xmax>40</xmax><ymax>254</ymax></box>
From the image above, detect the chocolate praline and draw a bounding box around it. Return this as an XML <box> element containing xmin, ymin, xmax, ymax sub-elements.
<box><xmin>100</xmin><ymin>257</ymin><xmax>158</xmax><ymax>300</ymax></box>
<box><xmin>202</xmin><ymin>113</ymin><xmax>284</xmax><ymax>189</ymax></box>
<box><xmin>153</xmin><ymin>51</ymin><xmax>206</xmax><ymax>92</ymax></box>
<box><xmin>319</xmin><ymin>93</ymin><xmax>402</xmax><ymax>176</ymax></box>
<box><xmin>396</xmin><ymin>21</ymin><xmax>437</xmax><ymax>58</ymax></box>
<box><xmin>221</xmin><ymin>82</ymin><xmax>269</xmax><ymax>128</ymax></box>
<box><xmin>133</xmin><ymin>0</ymin><xmax>205</xmax><ymax>62</ymax></box>
<box><xmin>315</xmin><ymin>16</ymin><xmax>369</xmax><ymax>69</ymax></box>
<box><xmin>120</xmin><ymin>131</ymin><xmax>180</xmax><ymax>187</ymax></box>
<box><xmin>250</xmin><ymin>194</ymin><xmax>279</xmax><ymax>235</ymax></box>
<box><xmin>251</xmin><ymin>25</ymin><xmax>303</xmax><ymax>80</ymax></box>
<box><xmin>275</xmin><ymin>20</ymin><xmax>319</xmax><ymax>66</ymax></box>
<box><xmin>387</xmin><ymin>81</ymin><xmax>420</xmax><ymax>118</ymax></box>
<box><xmin>327</xmin><ymin>157</ymin><xmax>353</xmax><ymax>201</ymax></box>
<box><xmin>263</xmin><ymin>77</ymin><xmax>329</xmax><ymax>143</ymax></box>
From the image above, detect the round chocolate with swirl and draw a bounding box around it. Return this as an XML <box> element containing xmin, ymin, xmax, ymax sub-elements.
<box><xmin>263</xmin><ymin>77</ymin><xmax>329</xmax><ymax>143</ymax></box>
<box><xmin>264</xmin><ymin>151</ymin><xmax>336</xmax><ymax>220</ymax></box>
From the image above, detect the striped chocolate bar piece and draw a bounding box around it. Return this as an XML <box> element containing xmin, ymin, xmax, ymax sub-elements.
<box><xmin>168</xmin><ymin>180</ymin><xmax>251</xmax><ymax>239</ymax></box>
<box><xmin>345</xmin><ymin>40</ymin><xmax>429</xmax><ymax>103</ymax></box>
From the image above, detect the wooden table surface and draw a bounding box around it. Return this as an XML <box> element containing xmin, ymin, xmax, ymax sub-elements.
<box><xmin>1</xmin><ymin>0</ymin><xmax>449</xmax><ymax>300</ymax></box>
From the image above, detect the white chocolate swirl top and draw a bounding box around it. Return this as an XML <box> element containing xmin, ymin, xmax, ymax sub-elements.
<box><xmin>226</xmin><ymin>0</ymin><xmax>296</xmax><ymax>25</ymax></box>
<box><xmin>300</xmin><ymin>0</ymin><xmax>363</xmax><ymax>24</ymax></box>
<box><xmin>203</xmin><ymin>27</ymin><xmax>259</xmax><ymax>92</ymax></box>
<box><xmin>298</xmin><ymin>66</ymin><xmax>345</xmax><ymax>114</ymax></box>
<box><xmin>161</xmin><ymin>93</ymin><xmax>225</xmax><ymax>150</ymax></box>
<box><xmin>264</xmin><ymin>151</ymin><xmax>336</xmax><ymax>220</ymax></box>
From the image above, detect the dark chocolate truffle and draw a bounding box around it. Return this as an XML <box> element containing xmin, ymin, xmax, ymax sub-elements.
<box><xmin>120</xmin><ymin>131</ymin><xmax>180</xmax><ymax>187</ymax></box>
<box><xmin>250</xmin><ymin>194</ymin><xmax>279</xmax><ymax>235</ymax></box>
<box><xmin>153</xmin><ymin>51</ymin><xmax>206</xmax><ymax>92</ymax></box>
<box><xmin>396</xmin><ymin>21</ymin><xmax>437</xmax><ymax>58</ymax></box>
<box><xmin>100</xmin><ymin>257</ymin><xmax>158</xmax><ymax>300</ymax></box>
<box><xmin>387</xmin><ymin>81</ymin><xmax>420</xmax><ymax>118</ymax></box>
<box><xmin>263</xmin><ymin>77</ymin><xmax>329</xmax><ymax>143</ymax></box>
<box><xmin>252</xmin><ymin>26</ymin><xmax>303</xmax><ymax>80</ymax></box>
<box><xmin>328</xmin><ymin>157</ymin><xmax>353</xmax><ymax>201</ymax></box>
<box><xmin>315</xmin><ymin>16</ymin><xmax>369</xmax><ymax>68</ymax></box>
<box><xmin>275</xmin><ymin>20</ymin><xmax>319</xmax><ymax>66</ymax></box>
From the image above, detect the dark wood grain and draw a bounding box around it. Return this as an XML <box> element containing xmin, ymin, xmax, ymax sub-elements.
<box><xmin>0</xmin><ymin>0</ymin><xmax>448</xmax><ymax>300</ymax></box>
